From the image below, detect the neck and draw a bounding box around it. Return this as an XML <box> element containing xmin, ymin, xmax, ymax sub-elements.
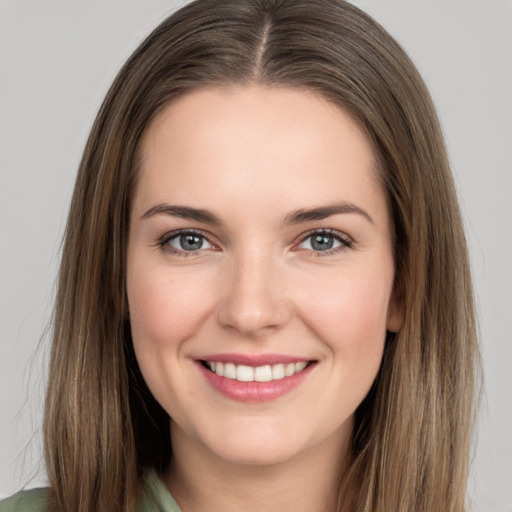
<box><xmin>164</xmin><ymin>421</ymin><xmax>353</xmax><ymax>512</ymax></box>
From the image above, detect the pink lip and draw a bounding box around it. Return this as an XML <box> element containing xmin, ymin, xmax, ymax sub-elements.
<box><xmin>200</xmin><ymin>353</ymin><xmax>311</xmax><ymax>366</ymax></box>
<box><xmin>197</xmin><ymin>358</ymin><xmax>316</xmax><ymax>403</ymax></box>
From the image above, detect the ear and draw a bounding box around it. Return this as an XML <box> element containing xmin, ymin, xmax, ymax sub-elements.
<box><xmin>386</xmin><ymin>289</ymin><xmax>404</xmax><ymax>333</ymax></box>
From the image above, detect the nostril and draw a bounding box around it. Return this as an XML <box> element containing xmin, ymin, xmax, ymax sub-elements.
<box><xmin>216</xmin><ymin>297</ymin><xmax>292</xmax><ymax>337</ymax></box>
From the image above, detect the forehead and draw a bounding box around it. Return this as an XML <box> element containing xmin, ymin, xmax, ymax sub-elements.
<box><xmin>141</xmin><ymin>84</ymin><xmax>373</xmax><ymax>166</ymax></box>
<box><xmin>134</xmin><ymin>85</ymin><xmax>386</xmax><ymax>223</ymax></box>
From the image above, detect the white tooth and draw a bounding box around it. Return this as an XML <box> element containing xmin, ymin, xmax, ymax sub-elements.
<box><xmin>295</xmin><ymin>361</ymin><xmax>307</xmax><ymax>372</ymax></box>
<box><xmin>224</xmin><ymin>363</ymin><xmax>237</xmax><ymax>379</ymax></box>
<box><xmin>209</xmin><ymin>361</ymin><xmax>216</xmax><ymax>372</ymax></box>
<box><xmin>284</xmin><ymin>363</ymin><xmax>295</xmax><ymax>377</ymax></box>
<box><xmin>272</xmin><ymin>364</ymin><xmax>285</xmax><ymax>380</ymax></box>
<box><xmin>254</xmin><ymin>365</ymin><xmax>272</xmax><ymax>382</ymax></box>
<box><xmin>237</xmin><ymin>365</ymin><xmax>254</xmax><ymax>382</ymax></box>
<box><xmin>215</xmin><ymin>362</ymin><xmax>224</xmax><ymax>377</ymax></box>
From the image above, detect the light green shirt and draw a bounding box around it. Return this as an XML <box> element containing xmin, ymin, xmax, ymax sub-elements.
<box><xmin>0</xmin><ymin>472</ymin><xmax>181</xmax><ymax>512</ymax></box>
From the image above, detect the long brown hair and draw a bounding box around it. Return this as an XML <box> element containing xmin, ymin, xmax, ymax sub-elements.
<box><xmin>43</xmin><ymin>1</ymin><xmax>479</xmax><ymax>510</ymax></box>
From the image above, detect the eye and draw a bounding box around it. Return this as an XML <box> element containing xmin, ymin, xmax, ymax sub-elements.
<box><xmin>298</xmin><ymin>230</ymin><xmax>350</xmax><ymax>253</ymax></box>
<box><xmin>161</xmin><ymin>230</ymin><xmax>214</xmax><ymax>253</ymax></box>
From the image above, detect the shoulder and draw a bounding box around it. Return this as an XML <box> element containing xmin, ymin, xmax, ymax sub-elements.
<box><xmin>139</xmin><ymin>471</ymin><xmax>181</xmax><ymax>512</ymax></box>
<box><xmin>0</xmin><ymin>474</ymin><xmax>179</xmax><ymax>512</ymax></box>
<box><xmin>0</xmin><ymin>488</ymin><xmax>49</xmax><ymax>512</ymax></box>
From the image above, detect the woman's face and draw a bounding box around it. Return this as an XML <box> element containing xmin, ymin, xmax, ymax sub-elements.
<box><xmin>127</xmin><ymin>85</ymin><xmax>402</xmax><ymax>466</ymax></box>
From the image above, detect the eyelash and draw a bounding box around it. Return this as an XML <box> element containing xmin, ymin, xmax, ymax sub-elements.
<box><xmin>157</xmin><ymin>228</ymin><xmax>352</xmax><ymax>257</ymax></box>
<box><xmin>296</xmin><ymin>228</ymin><xmax>352</xmax><ymax>257</ymax></box>
<box><xmin>157</xmin><ymin>229</ymin><xmax>216</xmax><ymax>257</ymax></box>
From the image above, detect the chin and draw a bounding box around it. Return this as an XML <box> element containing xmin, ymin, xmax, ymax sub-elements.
<box><xmin>211</xmin><ymin>437</ymin><xmax>305</xmax><ymax>467</ymax></box>
<box><xmin>190</xmin><ymin>416</ymin><xmax>311</xmax><ymax>466</ymax></box>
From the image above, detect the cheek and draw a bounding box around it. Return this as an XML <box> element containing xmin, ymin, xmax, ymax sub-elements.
<box><xmin>126</xmin><ymin>261</ymin><xmax>219</xmax><ymax>416</ymax></box>
<box><xmin>127</xmin><ymin>263</ymin><xmax>216</xmax><ymax>350</ymax></box>
<box><xmin>296</xmin><ymin>265</ymin><xmax>392</xmax><ymax>363</ymax></box>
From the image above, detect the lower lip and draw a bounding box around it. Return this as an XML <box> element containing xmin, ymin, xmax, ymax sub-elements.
<box><xmin>198</xmin><ymin>362</ymin><xmax>315</xmax><ymax>402</ymax></box>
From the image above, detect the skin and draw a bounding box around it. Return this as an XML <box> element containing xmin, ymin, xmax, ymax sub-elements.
<box><xmin>127</xmin><ymin>85</ymin><xmax>402</xmax><ymax>512</ymax></box>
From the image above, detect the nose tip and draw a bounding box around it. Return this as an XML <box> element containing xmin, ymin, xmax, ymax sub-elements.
<box><xmin>216</xmin><ymin>257</ymin><xmax>291</xmax><ymax>338</ymax></box>
<box><xmin>220</xmin><ymin>307</ymin><xmax>279</xmax><ymax>337</ymax></box>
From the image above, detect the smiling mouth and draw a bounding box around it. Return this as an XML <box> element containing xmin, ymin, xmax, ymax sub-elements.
<box><xmin>200</xmin><ymin>360</ymin><xmax>314</xmax><ymax>382</ymax></box>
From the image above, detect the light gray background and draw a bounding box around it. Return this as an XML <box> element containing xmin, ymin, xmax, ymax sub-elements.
<box><xmin>1</xmin><ymin>1</ymin><xmax>511</xmax><ymax>510</ymax></box>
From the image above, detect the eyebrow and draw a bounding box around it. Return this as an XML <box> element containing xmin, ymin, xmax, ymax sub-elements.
<box><xmin>141</xmin><ymin>201</ymin><xmax>373</xmax><ymax>226</ymax></box>
<box><xmin>141</xmin><ymin>204</ymin><xmax>222</xmax><ymax>225</ymax></box>
<box><xmin>283</xmin><ymin>202</ymin><xmax>374</xmax><ymax>225</ymax></box>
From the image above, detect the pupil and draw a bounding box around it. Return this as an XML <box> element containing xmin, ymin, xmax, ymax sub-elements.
<box><xmin>312</xmin><ymin>234</ymin><xmax>333</xmax><ymax>251</ymax></box>
<box><xmin>180</xmin><ymin>234</ymin><xmax>202</xmax><ymax>250</ymax></box>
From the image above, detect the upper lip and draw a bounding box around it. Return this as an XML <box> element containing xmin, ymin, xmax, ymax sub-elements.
<box><xmin>199</xmin><ymin>353</ymin><xmax>314</xmax><ymax>366</ymax></box>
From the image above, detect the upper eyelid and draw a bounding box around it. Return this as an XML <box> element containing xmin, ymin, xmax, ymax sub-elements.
<box><xmin>296</xmin><ymin>228</ymin><xmax>352</xmax><ymax>244</ymax></box>
<box><xmin>159</xmin><ymin>228</ymin><xmax>217</xmax><ymax>246</ymax></box>
<box><xmin>157</xmin><ymin>227</ymin><xmax>352</xmax><ymax>249</ymax></box>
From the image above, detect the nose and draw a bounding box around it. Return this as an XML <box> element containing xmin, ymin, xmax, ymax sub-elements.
<box><xmin>216</xmin><ymin>249</ymin><xmax>291</xmax><ymax>338</ymax></box>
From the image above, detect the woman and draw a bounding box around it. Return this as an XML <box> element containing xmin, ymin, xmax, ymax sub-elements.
<box><xmin>0</xmin><ymin>0</ymin><xmax>478</xmax><ymax>511</ymax></box>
